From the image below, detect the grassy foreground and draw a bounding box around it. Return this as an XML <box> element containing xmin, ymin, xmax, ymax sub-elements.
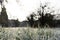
<box><xmin>0</xmin><ymin>27</ymin><xmax>60</xmax><ymax>40</ymax></box>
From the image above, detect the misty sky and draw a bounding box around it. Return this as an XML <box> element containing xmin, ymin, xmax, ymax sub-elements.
<box><xmin>2</xmin><ymin>0</ymin><xmax>60</xmax><ymax>21</ymax></box>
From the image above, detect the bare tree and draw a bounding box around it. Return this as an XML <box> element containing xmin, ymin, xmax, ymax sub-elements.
<box><xmin>37</xmin><ymin>3</ymin><xmax>55</xmax><ymax>27</ymax></box>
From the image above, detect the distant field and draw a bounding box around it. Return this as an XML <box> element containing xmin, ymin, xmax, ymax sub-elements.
<box><xmin>0</xmin><ymin>27</ymin><xmax>60</xmax><ymax>40</ymax></box>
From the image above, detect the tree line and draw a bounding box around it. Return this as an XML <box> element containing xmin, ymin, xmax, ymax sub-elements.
<box><xmin>0</xmin><ymin>1</ymin><xmax>59</xmax><ymax>27</ymax></box>
<box><xmin>27</xmin><ymin>3</ymin><xmax>55</xmax><ymax>28</ymax></box>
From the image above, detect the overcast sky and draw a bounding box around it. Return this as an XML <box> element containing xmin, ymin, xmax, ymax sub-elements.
<box><xmin>2</xmin><ymin>0</ymin><xmax>60</xmax><ymax>21</ymax></box>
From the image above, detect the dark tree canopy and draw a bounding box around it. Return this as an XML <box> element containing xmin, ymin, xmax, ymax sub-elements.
<box><xmin>27</xmin><ymin>14</ymin><xmax>35</xmax><ymax>27</ymax></box>
<box><xmin>37</xmin><ymin>4</ymin><xmax>55</xmax><ymax>27</ymax></box>
<box><xmin>0</xmin><ymin>6</ymin><xmax>8</xmax><ymax>27</ymax></box>
<box><xmin>27</xmin><ymin>3</ymin><xmax>55</xmax><ymax>28</ymax></box>
<box><xmin>14</xmin><ymin>19</ymin><xmax>20</xmax><ymax>27</ymax></box>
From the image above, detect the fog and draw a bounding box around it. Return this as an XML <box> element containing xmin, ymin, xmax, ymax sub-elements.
<box><xmin>2</xmin><ymin>0</ymin><xmax>60</xmax><ymax>21</ymax></box>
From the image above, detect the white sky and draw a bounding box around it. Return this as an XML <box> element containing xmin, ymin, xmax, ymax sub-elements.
<box><xmin>2</xmin><ymin>0</ymin><xmax>60</xmax><ymax>21</ymax></box>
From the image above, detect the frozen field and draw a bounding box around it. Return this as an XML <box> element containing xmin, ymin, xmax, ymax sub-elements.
<box><xmin>0</xmin><ymin>27</ymin><xmax>60</xmax><ymax>40</ymax></box>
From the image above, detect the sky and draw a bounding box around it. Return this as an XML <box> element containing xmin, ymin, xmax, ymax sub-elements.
<box><xmin>2</xmin><ymin>0</ymin><xmax>60</xmax><ymax>21</ymax></box>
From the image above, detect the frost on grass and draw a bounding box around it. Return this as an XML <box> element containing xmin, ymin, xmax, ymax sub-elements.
<box><xmin>0</xmin><ymin>27</ymin><xmax>60</xmax><ymax>40</ymax></box>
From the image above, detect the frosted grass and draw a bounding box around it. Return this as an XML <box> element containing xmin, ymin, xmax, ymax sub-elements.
<box><xmin>0</xmin><ymin>27</ymin><xmax>60</xmax><ymax>40</ymax></box>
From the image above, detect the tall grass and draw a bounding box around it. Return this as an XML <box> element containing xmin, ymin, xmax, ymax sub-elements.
<box><xmin>0</xmin><ymin>27</ymin><xmax>59</xmax><ymax>40</ymax></box>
